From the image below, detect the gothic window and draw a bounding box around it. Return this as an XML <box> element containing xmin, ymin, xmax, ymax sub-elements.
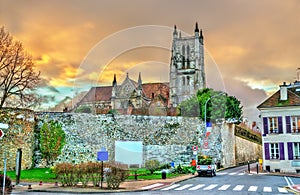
<box><xmin>187</xmin><ymin>76</ymin><xmax>190</xmax><ymax>85</ymax></box>
<box><xmin>182</xmin><ymin>77</ymin><xmax>185</xmax><ymax>86</ymax></box>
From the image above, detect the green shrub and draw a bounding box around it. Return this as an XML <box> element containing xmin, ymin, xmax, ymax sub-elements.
<box><xmin>106</xmin><ymin>162</ymin><xmax>129</xmax><ymax>189</ymax></box>
<box><xmin>145</xmin><ymin>159</ymin><xmax>160</xmax><ymax>174</ymax></box>
<box><xmin>54</xmin><ymin>163</ymin><xmax>76</xmax><ymax>186</ymax></box>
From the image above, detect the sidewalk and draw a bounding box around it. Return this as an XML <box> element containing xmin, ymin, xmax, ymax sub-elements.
<box><xmin>12</xmin><ymin>174</ymin><xmax>196</xmax><ymax>194</ymax></box>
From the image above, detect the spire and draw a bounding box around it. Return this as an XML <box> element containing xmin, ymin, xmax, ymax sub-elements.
<box><xmin>112</xmin><ymin>74</ymin><xmax>117</xmax><ymax>86</ymax></box>
<box><xmin>200</xmin><ymin>29</ymin><xmax>204</xmax><ymax>45</ymax></box>
<box><xmin>195</xmin><ymin>22</ymin><xmax>199</xmax><ymax>33</ymax></box>
<box><xmin>173</xmin><ymin>25</ymin><xmax>178</xmax><ymax>38</ymax></box>
<box><xmin>138</xmin><ymin>72</ymin><xmax>142</xmax><ymax>89</ymax></box>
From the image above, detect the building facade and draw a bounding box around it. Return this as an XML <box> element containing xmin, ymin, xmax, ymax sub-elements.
<box><xmin>74</xmin><ymin>23</ymin><xmax>206</xmax><ymax>115</ymax></box>
<box><xmin>257</xmin><ymin>81</ymin><xmax>300</xmax><ymax>173</ymax></box>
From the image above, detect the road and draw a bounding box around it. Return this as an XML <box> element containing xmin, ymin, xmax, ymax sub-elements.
<box><xmin>122</xmin><ymin>164</ymin><xmax>300</xmax><ymax>195</ymax></box>
<box><xmin>14</xmin><ymin>164</ymin><xmax>300</xmax><ymax>195</ymax></box>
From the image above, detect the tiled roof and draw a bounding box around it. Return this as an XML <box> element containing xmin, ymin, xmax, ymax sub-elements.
<box><xmin>257</xmin><ymin>89</ymin><xmax>300</xmax><ymax>109</ymax></box>
<box><xmin>142</xmin><ymin>82</ymin><xmax>169</xmax><ymax>100</ymax></box>
<box><xmin>80</xmin><ymin>86</ymin><xmax>112</xmax><ymax>103</ymax></box>
<box><xmin>79</xmin><ymin>82</ymin><xmax>170</xmax><ymax>103</ymax></box>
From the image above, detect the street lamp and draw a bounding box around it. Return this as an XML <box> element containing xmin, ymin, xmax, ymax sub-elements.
<box><xmin>203</xmin><ymin>92</ymin><xmax>226</xmax><ymax>138</ymax></box>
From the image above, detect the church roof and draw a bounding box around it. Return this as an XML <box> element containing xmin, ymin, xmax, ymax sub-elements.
<box><xmin>142</xmin><ymin>82</ymin><xmax>169</xmax><ymax>100</ymax></box>
<box><xmin>79</xmin><ymin>82</ymin><xmax>170</xmax><ymax>104</ymax></box>
<box><xmin>79</xmin><ymin>86</ymin><xmax>112</xmax><ymax>103</ymax></box>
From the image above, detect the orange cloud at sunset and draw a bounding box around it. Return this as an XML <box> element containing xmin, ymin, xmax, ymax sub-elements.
<box><xmin>1</xmin><ymin>0</ymin><xmax>300</xmax><ymax>121</ymax></box>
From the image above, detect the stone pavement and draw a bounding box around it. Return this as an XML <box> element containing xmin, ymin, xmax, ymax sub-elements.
<box><xmin>12</xmin><ymin>174</ymin><xmax>196</xmax><ymax>194</ymax></box>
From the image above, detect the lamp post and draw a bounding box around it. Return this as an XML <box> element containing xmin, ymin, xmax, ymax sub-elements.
<box><xmin>203</xmin><ymin>92</ymin><xmax>225</xmax><ymax>139</ymax></box>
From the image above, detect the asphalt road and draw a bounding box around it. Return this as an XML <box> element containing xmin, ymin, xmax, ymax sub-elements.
<box><xmin>15</xmin><ymin>164</ymin><xmax>300</xmax><ymax>195</ymax></box>
<box><xmin>120</xmin><ymin>164</ymin><xmax>300</xmax><ymax>195</ymax></box>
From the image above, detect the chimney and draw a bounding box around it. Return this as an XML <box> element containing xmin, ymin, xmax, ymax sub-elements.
<box><xmin>280</xmin><ymin>82</ymin><xmax>288</xmax><ymax>101</ymax></box>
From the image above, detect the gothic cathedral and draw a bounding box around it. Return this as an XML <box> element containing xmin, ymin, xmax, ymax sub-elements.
<box><xmin>73</xmin><ymin>23</ymin><xmax>206</xmax><ymax>115</ymax></box>
<box><xmin>169</xmin><ymin>23</ymin><xmax>206</xmax><ymax>107</ymax></box>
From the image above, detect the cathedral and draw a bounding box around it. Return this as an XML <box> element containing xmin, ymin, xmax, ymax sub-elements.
<box><xmin>74</xmin><ymin>23</ymin><xmax>206</xmax><ymax>115</ymax></box>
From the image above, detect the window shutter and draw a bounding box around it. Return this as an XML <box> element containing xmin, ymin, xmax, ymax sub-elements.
<box><xmin>287</xmin><ymin>142</ymin><xmax>293</xmax><ymax>160</ymax></box>
<box><xmin>279</xmin><ymin>142</ymin><xmax>285</xmax><ymax>160</ymax></box>
<box><xmin>263</xmin><ymin>117</ymin><xmax>268</xmax><ymax>135</ymax></box>
<box><xmin>264</xmin><ymin>143</ymin><xmax>270</xmax><ymax>160</ymax></box>
<box><xmin>286</xmin><ymin>116</ymin><xmax>291</xmax><ymax>133</ymax></box>
<box><xmin>278</xmin><ymin>117</ymin><xmax>283</xmax><ymax>134</ymax></box>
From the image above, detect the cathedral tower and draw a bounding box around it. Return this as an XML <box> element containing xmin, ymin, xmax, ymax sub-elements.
<box><xmin>169</xmin><ymin>23</ymin><xmax>206</xmax><ymax>107</ymax></box>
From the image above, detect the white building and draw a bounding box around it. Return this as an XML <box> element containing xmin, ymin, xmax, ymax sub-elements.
<box><xmin>257</xmin><ymin>81</ymin><xmax>300</xmax><ymax>173</ymax></box>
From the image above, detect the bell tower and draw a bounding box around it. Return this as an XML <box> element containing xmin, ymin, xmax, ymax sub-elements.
<box><xmin>169</xmin><ymin>23</ymin><xmax>206</xmax><ymax>107</ymax></box>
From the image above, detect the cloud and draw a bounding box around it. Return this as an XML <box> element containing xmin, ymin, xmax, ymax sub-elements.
<box><xmin>1</xmin><ymin>0</ymin><xmax>300</xmax><ymax>117</ymax></box>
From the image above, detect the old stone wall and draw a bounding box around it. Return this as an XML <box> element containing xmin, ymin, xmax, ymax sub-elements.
<box><xmin>221</xmin><ymin>123</ymin><xmax>262</xmax><ymax>168</ymax></box>
<box><xmin>1</xmin><ymin>111</ymin><xmax>262</xmax><ymax>171</ymax></box>
<box><xmin>0</xmin><ymin>108</ymin><xmax>35</xmax><ymax>170</ymax></box>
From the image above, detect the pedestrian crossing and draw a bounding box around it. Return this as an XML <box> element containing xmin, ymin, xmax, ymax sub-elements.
<box><xmin>158</xmin><ymin>183</ymin><xmax>289</xmax><ymax>193</ymax></box>
<box><xmin>217</xmin><ymin>171</ymin><xmax>252</xmax><ymax>176</ymax></box>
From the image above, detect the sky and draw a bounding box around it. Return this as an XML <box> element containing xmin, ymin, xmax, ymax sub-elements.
<box><xmin>1</xmin><ymin>0</ymin><xmax>300</xmax><ymax>122</ymax></box>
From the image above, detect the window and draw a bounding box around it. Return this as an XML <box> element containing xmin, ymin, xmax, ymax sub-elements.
<box><xmin>269</xmin><ymin>117</ymin><xmax>278</xmax><ymax>133</ymax></box>
<box><xmin>291</xmin><ymin>116</ymin><xmax>300</xmax><ymax>133</ymax></box>
<box><xmin>270</xmin><ymin>143</ymin><xmax>279</xmax><ymax>159</ymax></box>
<box><xmin>294</xmin><ymin>143</ymin><xmax>300</xmax><ymax>159</ymax></box>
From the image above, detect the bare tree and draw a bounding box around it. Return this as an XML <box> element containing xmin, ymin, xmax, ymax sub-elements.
<box><xmin>0</xmin><ymin>26</ymin><xmax>40</xmax><ymax>109</ymax></box>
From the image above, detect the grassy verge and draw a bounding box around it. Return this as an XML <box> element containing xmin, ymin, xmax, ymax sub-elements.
<box><xmin>4</xmin><ymin>168</ymin><xmax>57</xmax><ymax>182</ymax></box>
<box><xmin>3</xmin><ymin>168</ymin><xmax>185</xmax><ymax>182</ymax></box>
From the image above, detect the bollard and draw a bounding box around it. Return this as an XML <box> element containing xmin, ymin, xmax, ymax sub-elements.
<box><xmin>28</xmin><ymin>184</ymin><xmax>32</xmax><ymax>190</ymax></box>
<box><xmin>39</xmin><ymin>181</ymin><xmax>43</xmax><ymax>186</ymax></box>
<box><xmin>134</xmin><ymin>170</ymin><xmax>138</xmax><ymax>180</ymax></box>
<box><xmin>248</xmin><ymin>161</ymin><xmax>250</xmax><ymax>173</ymax></box>
<box><xmin>256</xmin><ymin>162</ymin><xmax>259</xmax><ymax>174</ymax></box>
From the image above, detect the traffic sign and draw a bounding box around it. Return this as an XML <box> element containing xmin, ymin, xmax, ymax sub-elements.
<box><xmin>0</xmin><ymin>129</ymin><xmax>4</xmax><ymax>139</ymax></box>
<box><xmin>192</xmin><ymin>145</ymin><xmax>198</xmax><ymax>151</ymax></box>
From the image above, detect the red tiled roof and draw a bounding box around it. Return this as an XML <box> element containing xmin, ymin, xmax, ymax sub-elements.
<box><xmin>257</xmin><ymin>89</ymin><xmax>300</xmax><ymax>109</ymax></box>
<box><xmin>142</xmin><ymin>82</ymin><xmax>169</xmax><ymax>101</ymax></box>
<box><xmin>80</xmin><ymin>86</ymin><xmax>112</xmax><ymax>103</ymax></box>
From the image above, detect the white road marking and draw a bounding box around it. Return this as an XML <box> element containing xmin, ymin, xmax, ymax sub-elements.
<box><xmin>174</xmin><ymin>184</ymin><xmax>193</xmax><ymax>190</ymax></box>
<box><xmin>161</xmin><ymin>184</ymin><xmax>180</xmax><ymax>191</ymax></box>
<box><xmin>142</xmin><ymin>183</ymin><xmax>164</xmax><ymax>189</ymax></box>
<box><xmin>248</xmin><ymin>186</ymin><xmax>258</xmax><ymax>191</ymax></box>
<box><xmin>233</xmin><ymin>185</ymin><xmax>244</xmax><ymax>191</ymax></box>
<box><xmin>218</xmin><ymin>184</ymin><xmax>231</xmax><ymax>190</ymax></box>
<box><xmin>238</xmin><ymin>173</ymin><xmax>245</xmax><ymax>175</ymax></box>
<box><xmin>188</xmin><ymin>184</ymin><xmax>205</xmax><ymax>190</ymax></box>
<box><xmin>217</xmin><ymin>172</ymin><xmax>228</xmax><ymax>175</ymax></box>
<box><xmin>278</xmin><ymin>187</ymin><xmax>288</xmax><ymax>193</ymax></box>
<box><xmin>263</xmin><ymin>187</ymin><xmax>272</xmax><ymax>192</ymax></box>
<box><xmin>203</xmin><ymin>184</ymin><xmax>218</xmax><ymax>190</ymax></box>
<box><xmin>229</xmin><ymin>172</ymin><xmax>237</xmax><ymax>175</ymax></box>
